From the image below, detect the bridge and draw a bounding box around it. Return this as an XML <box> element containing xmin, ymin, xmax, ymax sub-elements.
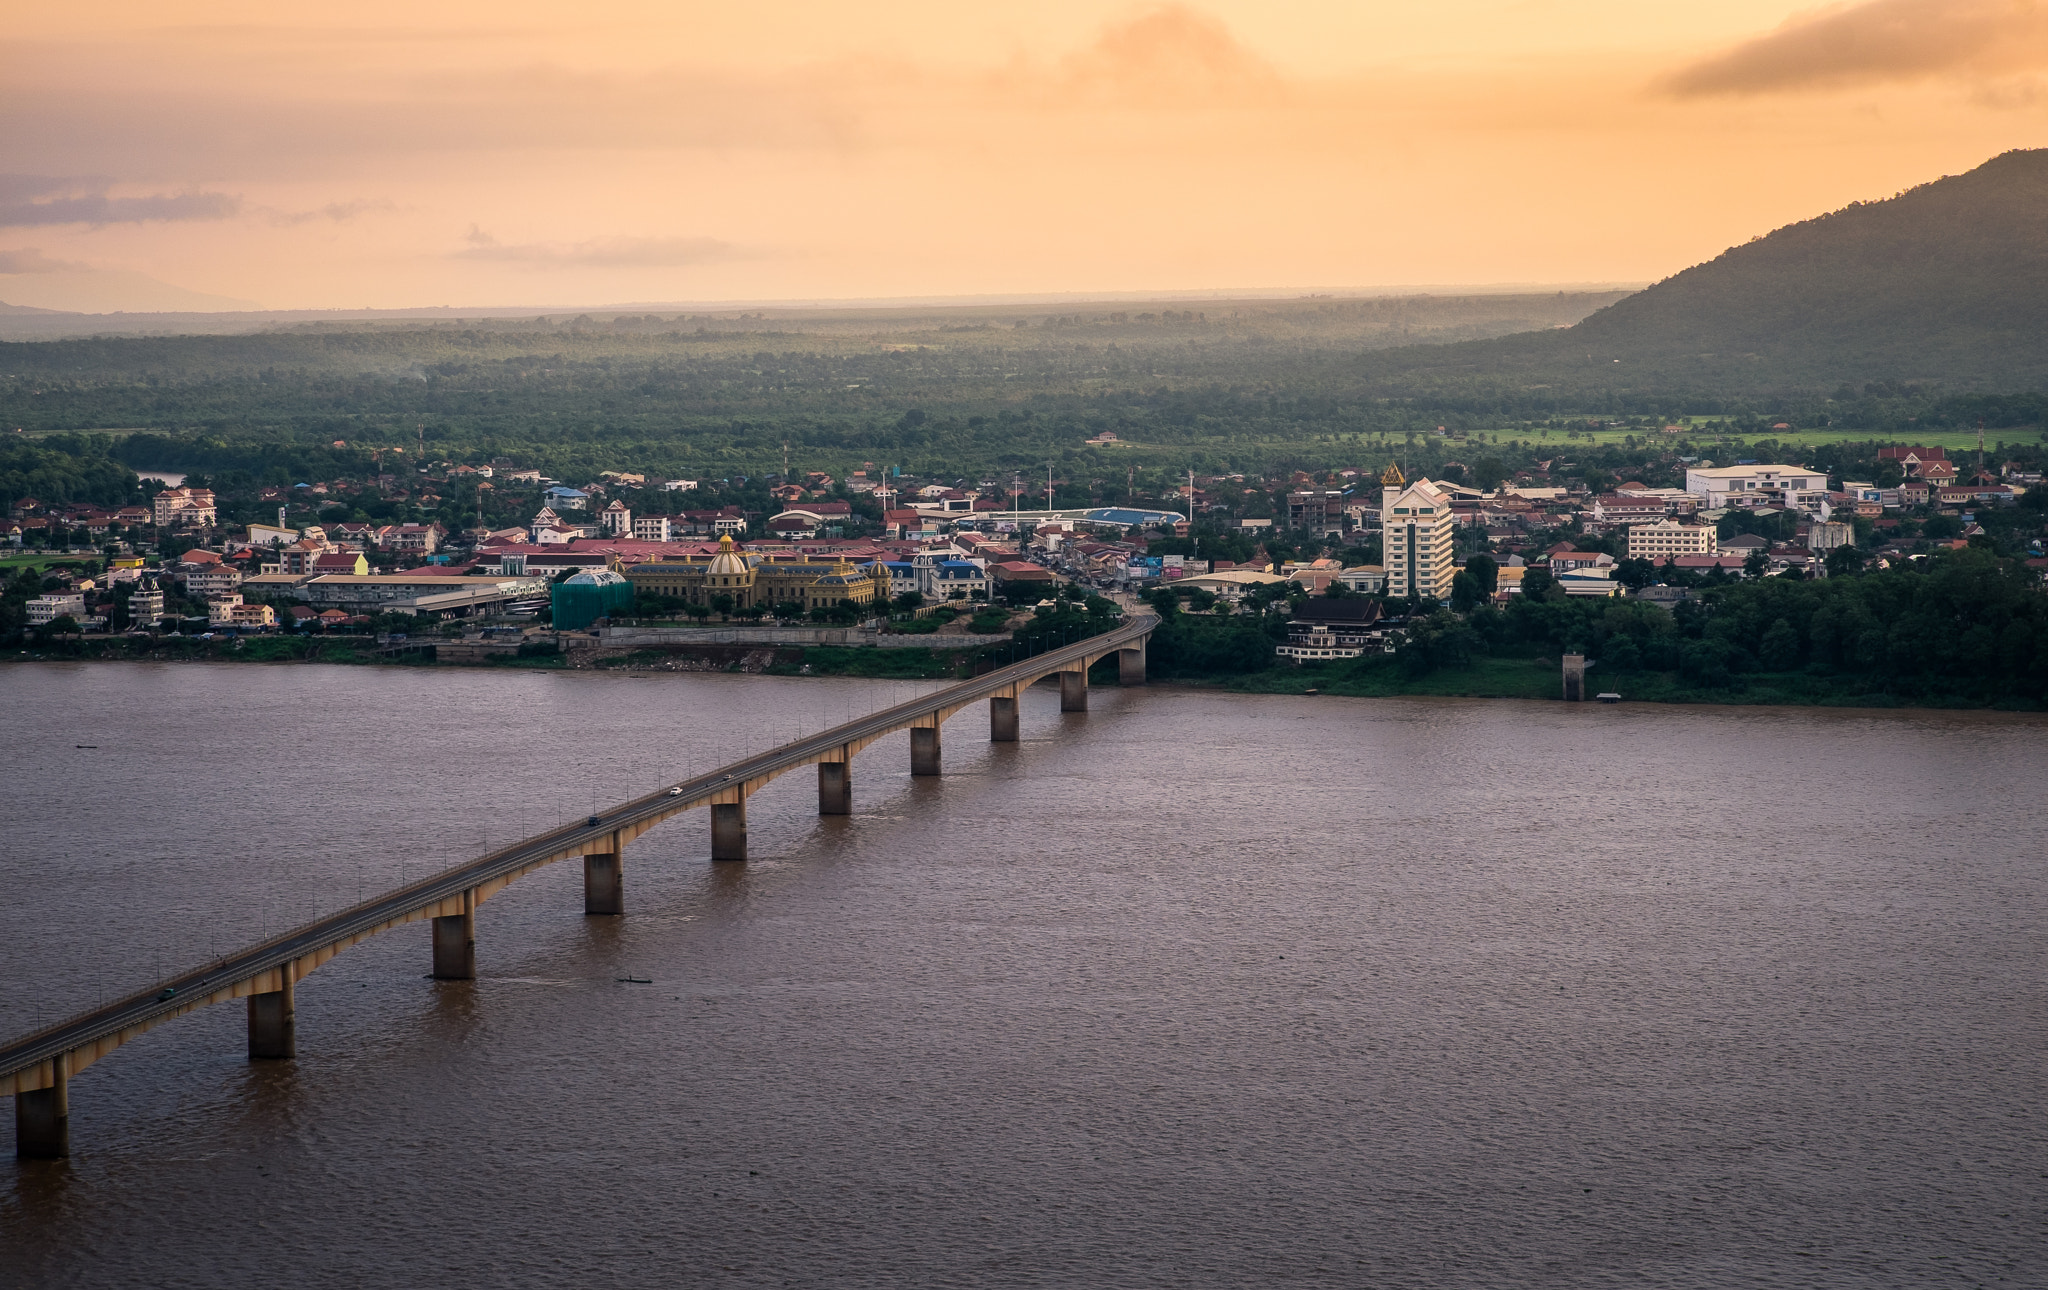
<box><xmin>3</xmin><ymin>614</ymin><xmax>1157</xmax><ymax>1159</ymax></box>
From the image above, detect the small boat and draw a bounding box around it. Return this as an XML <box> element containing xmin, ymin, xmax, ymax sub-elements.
<box><xmin>1596</xmin><ymin>692</ymin><xmax>1622</xmax><ymax>704</ymax></box>
<box><xmin>616</xmin><ymin>976</ymin><xmax>653</xmax><ymax>984</ymax></box>
<box><xmin>1303</xmin><ymin>688</ymin><xmax>1319</xmax><ymax>695</ymax></box>
<box><xmin>76</xmin><ymin>744</ymin><xmax>98</xmax><ymax>749</ymax></box>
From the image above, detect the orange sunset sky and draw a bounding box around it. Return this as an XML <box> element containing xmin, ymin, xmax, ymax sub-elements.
<box><xmin>3</xmin><ymin>0</ymin><xmax>2044</xmax><ymax>312</ymax></box>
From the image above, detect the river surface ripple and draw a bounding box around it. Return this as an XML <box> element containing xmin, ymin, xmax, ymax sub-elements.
<box><xmin>2</xmin><ymin>662</ymin><xmax>2044</xmax><ymax>1288</ymax></box>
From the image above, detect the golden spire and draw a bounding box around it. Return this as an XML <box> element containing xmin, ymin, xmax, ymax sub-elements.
<box><xmin>717</xmin><ymin>533</ymin><xmax>735</xmax><ymax>552</ymax></box>
<box><xmin>1380</xmin><ymin>461</ymin><xmax>1405</xmax><ymax>487</ymax></box>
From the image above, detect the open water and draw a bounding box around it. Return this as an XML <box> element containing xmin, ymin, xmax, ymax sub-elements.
<box><xmin>1</xmin><ymin>662</ymin><xmax>2044</xmax><ymax>1288</ymax></box>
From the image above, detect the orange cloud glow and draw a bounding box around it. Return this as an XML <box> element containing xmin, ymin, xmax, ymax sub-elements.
<box><xmin>1</xmin><ymin>2</ymin><xmax>2042</xmax><ymax>310</ymax></box>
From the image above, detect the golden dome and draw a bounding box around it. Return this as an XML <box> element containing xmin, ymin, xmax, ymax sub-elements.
<box><xmin>706</xmin><ymin>532</ymin><xmax>752</xmax><ymax>578</ymax></box>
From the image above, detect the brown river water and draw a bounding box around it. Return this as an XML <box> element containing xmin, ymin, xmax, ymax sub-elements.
<box><xmin>2</xmin><ymin>662</ymin><xmax>2044</xmax><ymax>1287</ymax></box>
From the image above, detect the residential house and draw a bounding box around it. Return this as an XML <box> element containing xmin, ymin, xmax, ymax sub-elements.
<box><xmin>1548</xmin><ymin>549</ymin><xmax>1616</xmax><ymax>576</ymax></box>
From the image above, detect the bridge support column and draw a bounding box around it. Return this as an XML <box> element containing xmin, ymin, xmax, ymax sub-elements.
<box><xmin>989</xmin><ymin>695</ymin><xmax>1018</xmax><ymax>742</ymax></box>
<box><xmin>1060</xmin><ymin>668</ymin><xmax>1088</xmax><ymax>712</ymax></box>
<box><xmin>818</xmin><ymin>760</ymin><xmax>851</xmax><ymax>815</ymax></box>
<box><xmin>1119</xmin><ymin>643</ymin><xmax>1146</xmax><ymax>686</ymax></box>
<box><xmin>585</xmin><ymin>838</ymin><xmax>623</xmax><ymax>915</ymax></box>
<box><xmin>711</xmin><ymin>799</ymin><xmax>748</xmax><ymax>861</ymax></box>
<box><xmin>1562</xmin><ymin>653</ymin><xmax>1586</xmax><ymax>702</ymax></box>
<box><xmin>14</xmin><ymin>1053</ymin><xmax>68</xmax><ymax>1160</ymax></box>
<box><xmin>910</xmin><ymin>725</ymin><xmax>942</xmax><ymax>776</ymax></box>
<box><xmin>432</xmin><ymin>891</ymin><xmax>476</xmax><ymax>979</ymax></box>
<box><xmin>247</xmin><ymin>964</ymin><xmax>296</xmax><ymax>1060</ymax></box>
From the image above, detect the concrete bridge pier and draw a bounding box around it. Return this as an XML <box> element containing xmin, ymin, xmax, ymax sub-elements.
<box><xmin>1060</xmin><ymin>668</ymin><xmax>1088</xmax><ymax>712</ymax></box>
<box><xmin>1119</xmin><ymin>643</ymin><xmax>1146</xmax><ymax>686</ymax></box>
<box><xmin>818</xmin><ymin>760</ymin><xmax>852</xmax><ymax>815</ymax></box>
<box><xmin>247</xmin><ymin>964</ymin><xmax>296</xmax><ymax>1060</ymax></box>
<box><xmin>584</xmin><ymin>836</ymin><xmax>624</xmax><ymax>915</ymax></box>
<box><xmin>432</xmin><ymin>890</ymin><xmax>476</xmax><ymax>979</ymax></box>
<box><xmin>711</xmin><ymin>798</ymin><xmax>748</xmax><ymax>861</ymax></box>
<box><xmin>989</xmin><ymin>695</ymin><xmax>1018</xmax><ymax>742</ymax></box>
<box><xmin>1562</xmin><ymin>654</ymin><xmax>1587</xmax><ymax>702</ymax></box>
<box><xmin>14</xmin><ymin>1052</ymin><xmax>67</xmax><ymax>1159</ymax></box>
<box><xmin>911</xmin><ymin>725</ymin><xmax>942</xmax><ymax>776</ymax></box>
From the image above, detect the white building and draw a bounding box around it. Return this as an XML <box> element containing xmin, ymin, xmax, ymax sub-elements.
<box><xmin>1684</xmin><ymin>464</ymin><xmax>1829</xmax><ymax>512</ymax></box>
<box><xmin>128</xmin><ymin>587</ymin><xmax>166</xmax><ymax>625</ymax></box>
<box><xmin>1382</xmin><ymin>472</ymin><xmax>1456</xmax><ymax>601</ymax></box>
<box><xmin>27</xmin><ymin>592</ymin><xmax>86</xmax><ymax>625</ymax></box>
<box><xmin>1627</xmin><ymin>518</ymin><xmax>1719</xmax><ymax>561</ymax></box>
<box><xmin>631</xmin><ymin>514</ymin><xmax>676</xmax><ymax>542</ymax></box>
<box><xmin>598</xmin><ymin>500</ymin><xmax>632</xmax><ymax>536</ymax></box>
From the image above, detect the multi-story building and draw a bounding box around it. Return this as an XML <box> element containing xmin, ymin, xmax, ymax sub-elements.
<box><xmin>127</xmin><ymin>587</ymin><xmax>166</xmax><ymax>625</ymax></box>
<box><xmin>1684</xmin><ymin>464</ymin><xmax>1829</xmax><ymax>512</ymax></box>
<box><xmin>1381</xmin><ymin>469</ymin><xmax>1456</xmax><ymax>601</ymax></box>
<box><xmin>27</xmin><ymin>592</ymin><xmax>86</xmax><ymax>625</ymax></box>
<box><xmin>183</xmin><ymin>563</ymin><xmax>243</xmax><ymax>599</ymax></box>
<box><xmin>631</xmin><ymin>514</ymin><xmax>678</xmax><ymax>542</ymax></box>
<box><xmin>1627</xmin><ymin>518</ymin><xmax>1719</xmax><ymax>561</ymax></box>
<box><xmin>1591</xmin><ymin>493</ymin><xmax>1669</xmax><ymax>527</ymax></box>
<box><xmin>921</xmin><ymin>559</ymin><xmax>989</xmax><ymax>601</ymax></box>
<box><xmin>152</xmin><ymin>487</ymin><xmax>218</xmax><ymax>528</ymax></box>
<box><xmin>385</xmin><ymin>524</ymin><xmax>442</xmax><ymax>555</ymax></box>
<box><xmin>598</xmin><ymin>500</ymin><xmax>632</xmax><ymax>536</ymax></box>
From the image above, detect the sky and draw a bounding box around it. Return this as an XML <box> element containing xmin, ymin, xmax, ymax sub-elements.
<box><xmin>2</xmin><ymin>0</ymin><xmax>2044</xmax><ymax>312</ymax></box>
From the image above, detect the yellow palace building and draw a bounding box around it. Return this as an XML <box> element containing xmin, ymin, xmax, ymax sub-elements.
<box><xmin>625</xmin><ymin>534</ymin><xmax>888</xmax><ymax>613</ymax></box>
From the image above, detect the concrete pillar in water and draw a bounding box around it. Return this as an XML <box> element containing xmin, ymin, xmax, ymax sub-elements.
<box><xmin>711</xmin><ymin>798</ymin><xmax>748</xmax><ymax>861</ymax></box>
<box><xmin>818</xmin><ymin>760</ymin><xmax>852</xmax><ymax>815</ymax></box>
<box><xmin>247</xmin><ymin>964</ymin><xmax>296</xmax><ymax>1060</ymax></box>
<box><xmin>432</xmin><ymin>891</ymin><xmax>476</xmax><ymax>979</ymax></box>
<box><xmin>584</xmin><ymin>835</ymin><xmax>623</xmax><ymax>915</ymax></box>
<box><xmin>1060</xmin><ymin>668</ymin><xmax>1088</xmax><ymax>712</ymax></box>
<box><xmin>1562</xmin><ymin>653</ymin><xmax>1587</xmax><ymax>702</ymax></box>
<box><xmin>14</xmin><ymin>1053</ymin><xmax>68</xmax><ymax>1160</ymax></box>
<box><xmin>1119</xmin><ymin>644</ymin><xmax>1146</xmax><ymax>686</ymax></box>
<box><xmin>910</xmin><ymin>725</ymin><xmax>941</xmax><ymax>776</ymax></box>
<box><xmin>989</xmin><ymin>695</ymin><xmax>1018</xmax><ymax>742</ymax></box>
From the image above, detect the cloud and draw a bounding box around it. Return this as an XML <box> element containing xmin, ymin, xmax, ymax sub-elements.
<box><xmin>452</xmin><ymin>228</ymin><xmax>746</xmax><ymax>269</ymax></box>
<box><xmin>267</xmin><ymin>198</ymin><xmax>400</xmax><ymax>227</ymax></box>
<box><xmin>0</xmin><ymin>247</ymin><xmax>91</xmax><ymax>274</ymax></box>
<box><xmin>1664</xmin><ymin>0</ymin><xmax>2048</xmax><ymax>96</ymax></box>
<box><xmin>0</xmin><ymin>176</ymin><xmax>243</xmax><ymax>226</ymax></box>
<box><xmin>989</xmin><ymin>5</ymin><xmax>1286</xmax><ymax>109</ymax></box>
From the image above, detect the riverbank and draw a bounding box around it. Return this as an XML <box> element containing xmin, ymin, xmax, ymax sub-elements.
<box><xmin>11</xmin><ymin>633</ymin><xmax>2043</xmax><ymax>710</ymax></box>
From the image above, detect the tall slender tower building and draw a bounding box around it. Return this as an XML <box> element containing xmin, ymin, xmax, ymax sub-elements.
<box><xmin>1381</xmin><ymin>465</ymin><xmax>1456</xmax><ymax>601</ymax></box>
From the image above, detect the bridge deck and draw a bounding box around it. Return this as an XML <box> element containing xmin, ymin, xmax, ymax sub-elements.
<box><xmin>1</xmin><ymin>614</ymin><xmax>1155</xmax><ymax>1098</ymax></box>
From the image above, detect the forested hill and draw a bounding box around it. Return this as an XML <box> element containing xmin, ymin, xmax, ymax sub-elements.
<box><xmin>1576</xmin><ymin>148</ymin><xmax>2048</xmax><ymax>385</ymax></box>
<box><xmin>1360</xmin><ymin>149</ymin><xmax>2048</xmax><ymax>395</ymax></box>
